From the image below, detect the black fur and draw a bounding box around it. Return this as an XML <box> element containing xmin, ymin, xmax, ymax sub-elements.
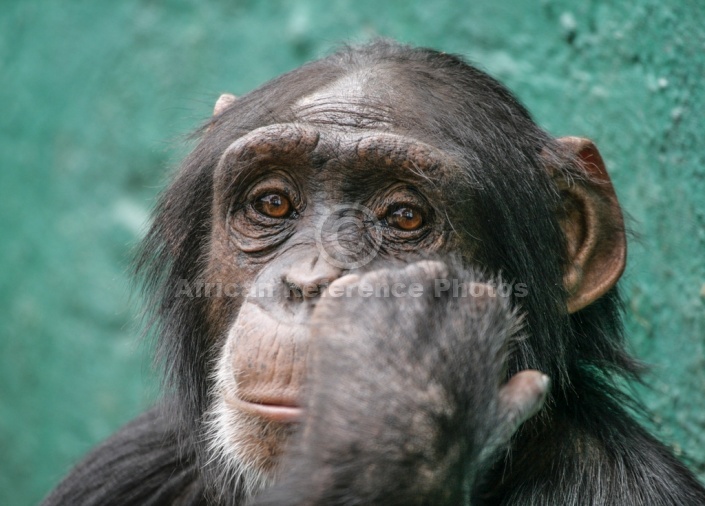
<box><xmin>41</xmin><ymin>407</ymin><xmax>209</xmax><ymax>506</ymax></box>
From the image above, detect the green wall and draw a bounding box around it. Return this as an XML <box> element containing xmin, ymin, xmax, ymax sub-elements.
<box><xmin>1</xmin><ymin>1</ymin><xmax>703</xmax><ymax>504</ymax></box>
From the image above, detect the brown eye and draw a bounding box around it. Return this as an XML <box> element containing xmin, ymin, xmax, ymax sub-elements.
<box><xmin>387</xmin><ymin>205</ymin><xmax>424</xmax><ymax>231</ymax></box>
<box><xmin>253</xmin><ymin>193</ymin><xmax>293</xmax><ymax>218</ymax></box>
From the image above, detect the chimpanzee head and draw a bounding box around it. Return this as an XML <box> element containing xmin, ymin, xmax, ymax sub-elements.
<box><xmin>137</xmin><ymin>40</ymin><xmax>626</xmax><ymax>500</ymax></box>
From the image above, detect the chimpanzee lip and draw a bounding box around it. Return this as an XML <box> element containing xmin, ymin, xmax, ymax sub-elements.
<box><xmin>227</xmin><ymin>395</ymin><xmax>302</xmax><ymax>423</ymax></box>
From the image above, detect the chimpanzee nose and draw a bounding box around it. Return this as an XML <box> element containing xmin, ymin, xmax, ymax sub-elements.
<box><xmin>284</xmin><ymin>254</ymin><xmax>342</xmax><ymax>300</ymax></box>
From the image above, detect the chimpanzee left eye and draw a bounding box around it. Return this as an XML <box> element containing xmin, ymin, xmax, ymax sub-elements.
<box><xmin>253</xmin><ymin>192</ymin><xmax>294</xmax><ymax>219</ymax></box>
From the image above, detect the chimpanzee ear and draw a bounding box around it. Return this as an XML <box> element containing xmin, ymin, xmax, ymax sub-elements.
<box><xmin>556</xmin><ymin>137</ymin><xmax>627</xmax><ymax>314</ymax></box>
<box><xmin>213</xmin><ymin>93</ymin><xmax>237</xmax><ymax>116</ymax></box>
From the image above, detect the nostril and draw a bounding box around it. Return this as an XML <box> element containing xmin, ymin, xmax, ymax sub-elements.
<box><xmin>285</xmin><ymin>278</ymin><xmax>330</xmax><ymax>300</ymax></box>
<box><xmin>283</xmin><ymin>254</ymin><xmax>342</xmax><ymax>301</ymax></box>
<box><xmin>286</xmin><ymin>283</ymin><xmax>304</xmax><ymax>300</ymax></box>
<box><xmin>303</xmin><ymin>283</ymin><xmax>322</xmax><ymax>298</ymax></box>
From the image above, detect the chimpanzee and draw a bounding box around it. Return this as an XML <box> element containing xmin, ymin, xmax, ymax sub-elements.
<box><xmin>42</xmin><ymin>40</ymin><xmax>705</xmax><ymax>505</ymax></box>
<box><xmin>248</xmin><ymin>260</ymin><xmax>550</xmax><ymax>506</ymax></box>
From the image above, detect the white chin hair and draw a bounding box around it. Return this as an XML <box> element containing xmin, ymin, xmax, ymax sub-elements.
<box><xmin>202</xmin><ymin>340</ymin><xmax>281</xmax><ymax>501</ymax></box>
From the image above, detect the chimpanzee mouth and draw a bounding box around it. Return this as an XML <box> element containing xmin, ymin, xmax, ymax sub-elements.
<box><xmin>227</xmin><ymin>395</ymin><xmax>303</xmax><ymax>423</ymax></box>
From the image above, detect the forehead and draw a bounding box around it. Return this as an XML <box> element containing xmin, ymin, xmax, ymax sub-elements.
<box><xmin>213</xmin><ymin>68</ymin><xmax>466</xmax><ymax>191</ymax></box>
<box><xmin>291</xmin><ymin>70</ymin><xmax>397</xmax><ymax>129</ymax></box>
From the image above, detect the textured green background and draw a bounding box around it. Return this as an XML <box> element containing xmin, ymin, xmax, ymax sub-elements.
<box><xmin>1</xmin><ymin>1</ymin><xmax>704</xmax><ymax>504</ymax></box>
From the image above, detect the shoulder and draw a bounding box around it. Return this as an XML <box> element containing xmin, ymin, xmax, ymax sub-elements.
<box><xmin>41</xmin><ymin>407</ymin><xmax>208</xmax><ymax>506</ymax></box>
